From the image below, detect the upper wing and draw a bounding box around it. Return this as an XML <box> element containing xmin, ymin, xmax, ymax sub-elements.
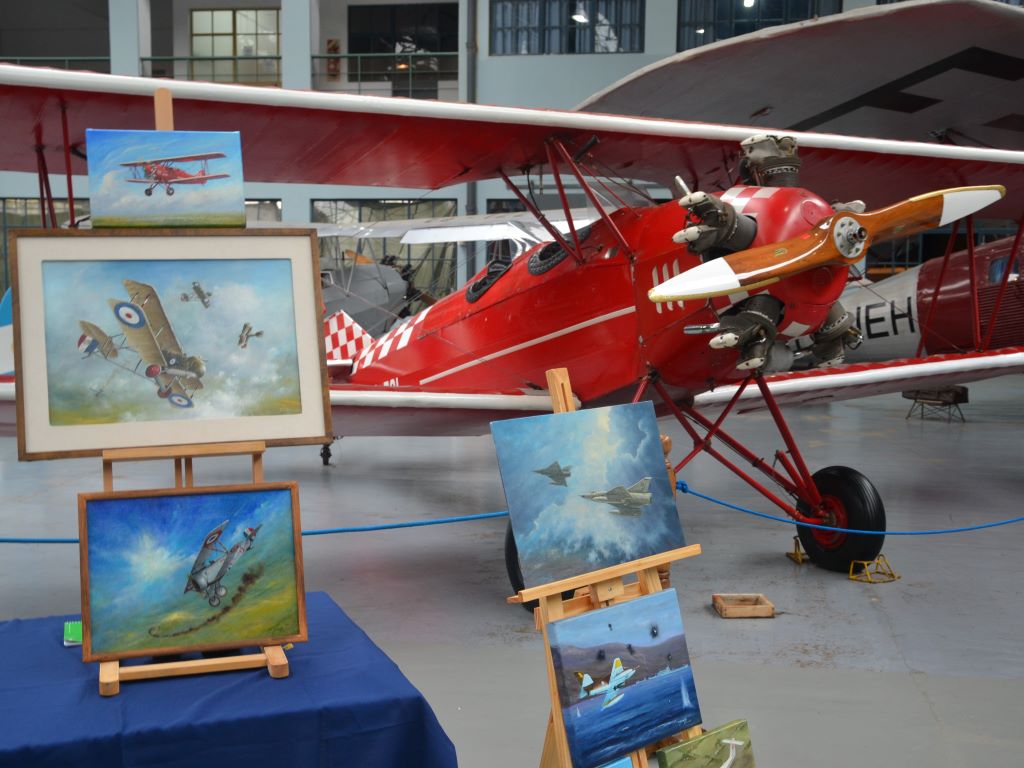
<box><xmin>120</xmin><ymin>152</ymin><xmax>227</xmax><ymax>166</ymax></box>
<box><xmin>694</xmin><ymin>347</ymin><xmax>1024</xmax><ymax>413</ymax></box>
<box><xmin>188</xmin><ymin>519</ymin><xmax>228</xmax><ymax>578</ymax></box>
<box><xmin>166</xmin><ymin>173</ymin><xmax>231</xmax><ymax>184</ymax></box>
<box><xmin>3</xmin><ymin>65</ymin><xmax>1024</xmax><ymax>217</ymax></box>
<box><xmin>121</xmin><ymin>280</ymin><xmax>183</xmax><ymax>357</ymax></box>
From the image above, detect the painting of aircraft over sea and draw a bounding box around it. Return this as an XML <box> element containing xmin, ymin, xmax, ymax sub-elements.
<box><xmin>549</xmin><ymin>589</ymin><xmax>701</xmax><ymax>768</ymax></box>
<box><xmin>86</xmin><ymin>129</ymin><xmax>244</xmax><ymax>227</ymax></box>
<box><xmin>79</xmin><ymin>482</ymin><xmax>306</xmax><ymax>661</ymax></box>
<box><xmin>491</xmin><ymin>402</ymin><xmax>685</xmax><ymax>588</ymax></box>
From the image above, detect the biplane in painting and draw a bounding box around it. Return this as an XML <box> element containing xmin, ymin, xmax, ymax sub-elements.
<box><xmin>3</xmin><ymin>65</ymin><xmax>1024</xmax><ymax>577</ymax></box>
<box><xmin>121</xmin><ymin>151</ymin><xmax>229</xmax><ymax>196</ymax></box>
<box><xmin>185</xmin><ymin>519</ymin><xmax>262</xmax><ymax>607</ymax></box>
<box><xmin>78</xmin><ymin>279</ymin><xmax>205</xmax><ymax>409</ymax></box>
<box><xmin>180</xmin><ymin>280</ymin><xmax>213</xmax><ymax>308</ymax></box>
<box><xmin>237</xmin><ymin>322</ymin><xmax>263</xmax><ymax>349</ymax></box>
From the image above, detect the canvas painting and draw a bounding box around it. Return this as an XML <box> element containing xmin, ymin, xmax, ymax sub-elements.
<box><xmin>655</xmin><ymin>720</ymin><xmax>755</xmax><ymax>768</ymax></box>
<box><xmin>491</xmin><ymin>401</ymin><xmax>685</xmax><ymax>587</ymax></box>
<box><xmin>549</xmin><ymin>589</ymin><xmax>702</xmax><ymax>768</ymax></box>
<box><xmin>79</xmin><ymin>482</ymin><xmax>306</xmax><ymax>661</ymax></box>
<box><xmin>86</xmin><ymin>129</ymin><xmax>245</xmax><ymax>227</ymax></box>
<box><xmin>11</xmin><ymin>230</ymin><xmax>330</xmax><ymax>459</ymax></box>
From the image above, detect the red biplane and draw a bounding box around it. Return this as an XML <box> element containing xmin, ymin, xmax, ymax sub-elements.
<box><xmin>2</xmin><ymin>65</ymin><xmax>1024</xmax><ymax>579</ymax></box>
<box><xmin>121</xmin><ymin>151</ymin><xmax>229</xmax><ymax>197</ymax></box>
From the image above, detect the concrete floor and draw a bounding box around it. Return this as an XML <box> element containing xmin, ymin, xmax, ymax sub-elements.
<box><xmin>2</xmin><ymin>376</ymin><xmax>1023</xmax><ymax>767</ymax></box>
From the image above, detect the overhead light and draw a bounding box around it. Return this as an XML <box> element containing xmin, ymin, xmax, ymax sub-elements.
<box><xmin>743</xmin><ymin>0</ymin><xmax>756</xmax><ymax>7</ymax></box>
<box><xmin>572</xmin><ymin>2</ymin><xmax>589</xmax><ymax>24</ymax></box>
<box><xmin>695</xmin><ymin>28</ymin><xmax>705</xmax><ymax>34</ymax></box>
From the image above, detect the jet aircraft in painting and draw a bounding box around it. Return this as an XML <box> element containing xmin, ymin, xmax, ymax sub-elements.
<box><xmin>237</xmin><ymin>322</ymin><xmax>264</xmax><ymax>349</ymax></box>
<box><xmin>185</xmin><ymin>520</ymin><xmax>262</xmax><ymax>607</ymax></box>
<box><xmin>180</xmin><ymin>281</ymin><xmax>212</xmax><ymax>308</ymax></box>
<box><xmin>581</xmin><ymin>478</ymin><xmax>653</xmax><ymax>516</ymax></box>
<box><xmin>121</xmin><ymin>152</ymin><xmax>229</xmax><ymax>196</ymax></box>
<box><xmin>577</xmin><ymin>658</ymin><xmax>636</xmax><ymax>709</ymax></box>
<box><xmin>535</xmin><ymin>460</ymin><xmax>572</xmax><ymax>486</ymax></box>
<box><xmin>78</xmin><ymin>279</ymin><xmax>205</xmax><ymax>408</ymax></box>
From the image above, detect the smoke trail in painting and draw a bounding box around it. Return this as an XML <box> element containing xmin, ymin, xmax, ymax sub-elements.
<box><xmin>148</xmin><ymin>563</ymin><xmax>264</xmax><ymax>638</ymax></box>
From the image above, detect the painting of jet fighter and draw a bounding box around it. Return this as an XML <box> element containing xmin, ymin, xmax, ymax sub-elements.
<box><xmin>185</xmin><ymin>519</ymin><xmax>262</xmax><ymax>607</ymax></box>
<box><xmin>581</xmin><ymin>478</ymin><xmax>653</xmax><ymax>516</ymax></box>
<box><xmin>77</xmin><ymin>279</ymin><xmax>205</xmax><ymax>409</ymax></box>
<box><xmin>576</xmin><ymin>658</ymin><xmax>637</xmax><ymax>709</ymax></box>
<box><xmin>535</xmin><ymin>460</ymin><xmax>572</xmax><ymax>486</ymax></box>
<box><xmin>180</xmin><ymin>281</ymin><xmax>212</xmax><ymax>308</ymax></box>
<box><xmin>237</xmin><ymin>322</ymin><xmax>264</xmax><ymax>349</ymax></box>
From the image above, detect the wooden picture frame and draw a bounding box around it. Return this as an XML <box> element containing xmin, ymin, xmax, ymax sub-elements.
<box><xmin>78</xmin><ymin>481</ymin><xmax>307</xmax><ymax>662</ymax></box>
<box><xmin>10</xmin><ymin>228</ymin><xmax>331</xmax><ymax>460</ymax></box>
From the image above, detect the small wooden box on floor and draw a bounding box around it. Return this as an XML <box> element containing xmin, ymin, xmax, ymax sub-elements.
<box><xmin>712</xmin><ymin>593</ymin><xmax>775</xmax><ymax>619</ymax></box>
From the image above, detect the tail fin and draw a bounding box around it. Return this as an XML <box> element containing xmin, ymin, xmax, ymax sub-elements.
<box><xmin>0</xmin><ymin>288</ymin><xmax>13</xmax><ymax>375</ymax></box>
<box><xmin>611</xmin><ymin>658</ymin><xmax>624</xmax><ymax>676</ymax></box>
<box><xmin>324</xmin><ymin>309</ymin><xmax>374</xmax><ymax>363</ymax></box>
<box><xmin>627</xmin><ymin>477</ymin><xmax>651</xmax><ymax>493</ymax></box>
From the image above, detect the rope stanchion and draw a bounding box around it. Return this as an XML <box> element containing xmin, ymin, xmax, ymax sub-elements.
<box><xmin>0</xmin><ymin>510</ymin><xmax>511</xmax><ymax>545</ymax></box>
<box><xmin>676</xmin><ymin>479</ymin><xmax>1024</xmax><ymax>536</ymax></box>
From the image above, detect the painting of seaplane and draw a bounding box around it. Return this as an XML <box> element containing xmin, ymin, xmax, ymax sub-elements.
<box><xmin>86</xmin><ymin>129</ymin><xmax>244</xmax><ymax>227</ymax></box>
<box><xmin>78</xmin><ymin>279</ymin><xmax>206</xmax><ymax>410</ymax></box>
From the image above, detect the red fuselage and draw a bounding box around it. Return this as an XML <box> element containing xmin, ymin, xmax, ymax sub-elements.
<box><xmin>346</xmin><ymin>186</ymin><xmax>846</xmax><ymax>404</ymax></box>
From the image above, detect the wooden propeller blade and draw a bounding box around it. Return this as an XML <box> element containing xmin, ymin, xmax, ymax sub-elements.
<box><xmin>648</xmin><ymin>184</ymin><xmax>1005</xmax><ymax>303</ymax></box>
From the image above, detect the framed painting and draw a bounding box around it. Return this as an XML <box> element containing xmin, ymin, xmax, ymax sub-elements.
<box><xmin>491</xmin><ymin>401</ymin><xmax>685</xmax><ymax>588</ymax></box>
<box><xmin>10</xmin><ymin>228</ymin><xmax>331</xmax><ymax>459</ymax></box>
<box><xmin>548</xmin><ymin>589</ymin><xmax>702</xmax><ymax>768</ymax></box>
<box><xmin>78</xmin><ymin>482</ymin><xmax>307</xmax><ymax>662</ymax></box>
<box><xmin>655</xmin><ymin>720</ymin><xmax>755</xmax><ymax>768</ymax></box>
<box><xmin>86</xmin><ymin>129</ymin><xmax>245</xmax><ymax>228</ymax></box>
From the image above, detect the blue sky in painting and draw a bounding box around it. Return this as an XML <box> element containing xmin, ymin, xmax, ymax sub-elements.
<box><xmin>549</xmin><ymin>589</ymin><xmax>686</xmax><ymax>651</ymax></box>
<box><xmin>86</xmin><ymin>488</ymin><xmax>293</xmax><ymax>618</ymax></box>
<box><xmin>86</xmin><ymin>129</ymin><xmax>243</xmax><ymax>222</ymax></box>
<box><xmin>491</xmin><ymin>402</ymin><xmax>685</xmax><ymax>587</ymax></box>
<box><xmin>42</xmin><ymin>257</ymin><xmax>300</xmax><ymax>422</ymax></box>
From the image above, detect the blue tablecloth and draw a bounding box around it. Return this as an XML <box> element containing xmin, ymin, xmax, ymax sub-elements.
<box><xmin>0</xmin><ymin>592</ymin><xmax>456</xmax><ymax>768</ymax></box>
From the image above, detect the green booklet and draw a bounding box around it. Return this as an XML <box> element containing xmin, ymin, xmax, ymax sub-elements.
<box><xmin>63</xmin><ymin>620</ymin><xmax>82</xmax><ymax>647</ymax></box>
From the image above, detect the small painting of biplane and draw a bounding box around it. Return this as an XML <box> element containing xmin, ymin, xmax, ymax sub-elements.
<box><xmin>78</xmin><ymin>482</ymin><xmax>307</xmax><ymax>662</ymax></box>
<box><xmin>122</xmin><ymin>152</ymin><xmax>230</xmax><ymax>197</ymax></box>
<box><xmin>78</xmin><ymin>279</ymin><xmax>206</xmax><ymax>410</ymax></box>
<box><xmin>180</xmin><ymin>281</ymin><xmax>212</xmax><ymax>307</ymax></box>
<box><xmin>86</xmin><ymin>128</ymin><xmax>244</xmax><ymax>227</ymax></box>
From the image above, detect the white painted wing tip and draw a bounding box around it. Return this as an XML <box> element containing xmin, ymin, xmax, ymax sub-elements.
<box><xmin>649</xmin><ymin>258</ymin><xmax>742</xmax><ymax>302</ymax></box>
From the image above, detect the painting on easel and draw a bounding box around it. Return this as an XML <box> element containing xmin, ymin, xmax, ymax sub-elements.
<box><xmin>78</xmin><ymin>482</ymin><xmax>307</xmax><ymax>662</ymax></box>
<box><xmin>491</xmin><ymin>401</ymin><xmax>685</xmax><ymax>587</ymax></box>
<box><xmin>655</xmin><ymin>719</ymin><xmax>755</xmax><ymax>767</ymax></box>
<box><xmin>86</xmin><ymin>129</ymin><xmax>245</xmax><ymax>228</ymax></box>
<box><xmin>548</xmin><ymin>589</ymin><xmax>701</xmax><ymax>768</ymax></box>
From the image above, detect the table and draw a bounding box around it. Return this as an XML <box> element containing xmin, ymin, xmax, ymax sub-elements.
<box><xmin>0</xmin><ymin>592</ymin><xmax>456</xmax><ymax>768</ymax></box>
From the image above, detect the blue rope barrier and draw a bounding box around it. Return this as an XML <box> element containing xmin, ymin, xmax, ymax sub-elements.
<box><xmin>0</xmin><ymin>509</ymin><xmax>511</xmax><ymax>544</ymax></box>
<box><xmin>676</xmin><ymin>479</ymin><xmax>1024</xmax><ymax>535</ymax></box>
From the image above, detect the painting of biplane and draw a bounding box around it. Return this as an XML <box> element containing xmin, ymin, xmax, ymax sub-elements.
<box><xmin>86</xmin><ymin>129</ymin><xmax>244</xmax><ymax>227</ymax></box>
<box><xmin>11</xmin><ymin>230</ymin><xmax>330</xmax><ymax>459</ymax></box>
<box><xmin>78</xmin><ymin>482</ymin><xmax>307</xmax><ymax>661</ymax></box>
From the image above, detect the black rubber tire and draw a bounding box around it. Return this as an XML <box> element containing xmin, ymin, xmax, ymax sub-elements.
<box><xmin>798</xmin><ymin>466</ymin><xmax>886</xmax><ymax>572</ymax></box>
<box><xmin>504</xmin><ymin>523</ymin><xmax>534</xmax><ymax>611</ymax></box>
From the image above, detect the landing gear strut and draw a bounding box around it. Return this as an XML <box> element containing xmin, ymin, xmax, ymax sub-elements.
<box><xmin>320</xmin><ymin>441</ymin><xmax>334</xmax><ymax>466</ymax></box>
<box><xmin>642</xmin><ymin>371</ymin><xmax>887</xmax><ymax>573</ymax></box>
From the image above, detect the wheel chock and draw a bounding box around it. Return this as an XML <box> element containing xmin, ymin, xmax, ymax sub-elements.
<box><xmin>849</xmin><ymin>554</ymin><xmax>900</xmax><ymax>583</ymax></box>
<box><xmin>786</xmin><ymin>535</ymin><xmax>810</xmax><ymax>565</ymax></box>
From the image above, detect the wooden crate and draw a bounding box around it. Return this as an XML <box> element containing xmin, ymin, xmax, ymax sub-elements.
<box><xmin>712</xmin><ymin>593</ymin><xmax>775</xmax><ymax>618</ymax></box>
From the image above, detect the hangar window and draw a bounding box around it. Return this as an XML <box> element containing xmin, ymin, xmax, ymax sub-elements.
<box><xmin>190</xmin><ymin>9</ymin><xmax>280</xmax><ymax>85</ymax></box>
<box><xmin>678</xmin><ymin>0</ymin><xmax>841</xmax><ymax>52</ymax></box>
<box><xmin>0</xmin><ymin>198</ymin><xmax>91</xmax><ymax>294</ymax></box>
<box><xmin>491</xmin><ymin>0</ymin><xmax>645</xmax><ymax>55</ymax></box>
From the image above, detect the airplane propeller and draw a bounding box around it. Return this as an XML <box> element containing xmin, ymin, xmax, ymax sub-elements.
<box><xmin>648</xmin><ymin>185</ymin><xmax>1006</xmax><ymax>303</ymax></box>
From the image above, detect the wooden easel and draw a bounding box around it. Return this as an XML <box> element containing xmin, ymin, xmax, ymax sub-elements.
<box><xmin>507</xmin><ymin>369</ymin><xmax>703</xmax><ymax>768</ymax></box>
<box><xmin>93</xmin><ymin>440</ymin><xmax>290</xmax><ymax>696</ymax></box>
